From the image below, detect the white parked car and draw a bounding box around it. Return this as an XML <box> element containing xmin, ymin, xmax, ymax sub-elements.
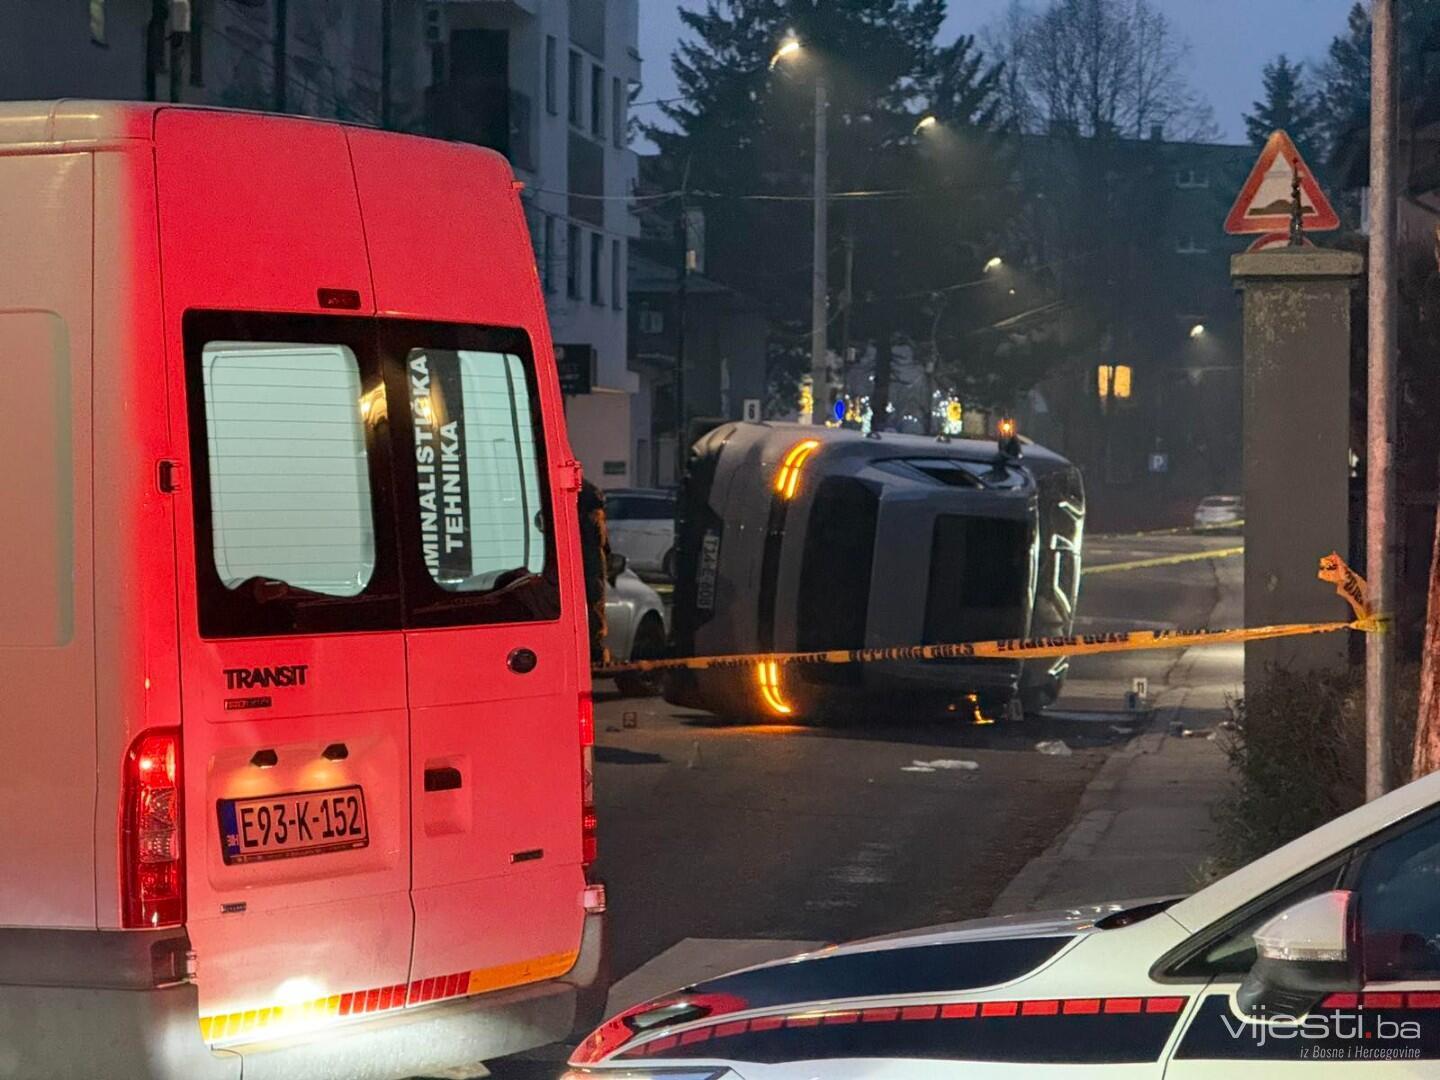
<box><xmin>606</xmin><ymin>488</ymin><xmax>678</xmax><ymax>578</ymax></box>
<box><xmin>1193</xmin><ymin>495</ymin><xmax>1244</xmax><ymax>531</ymax></box>
<box><xmin>568</xmin><ymin>766</ymin><xmax>1440</xmax><ymax>1076</ymax></box>
<box><xmin>605</xmin><ymin>553</ymin><xmax>669</xmax><ymax>697</ymax></box>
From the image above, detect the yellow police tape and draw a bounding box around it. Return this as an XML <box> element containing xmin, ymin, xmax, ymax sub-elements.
<box><xmin>1084</xmin><ymin>545</ymin><xmax>1244</xmax><ymax>576</ymax></box>
<box><xmin>592</xmin><ymin>553</ymin><xmax>1380</xmax><ymax>678</ymax></box>
<box><xmin>1097</xmin><ymin>519</ymin><xmax>1245</xmax><ymax>539</ymax></box>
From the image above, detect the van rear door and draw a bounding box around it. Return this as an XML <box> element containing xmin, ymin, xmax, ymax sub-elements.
<box><xmin>155</xmin><ymin>112</ymin><xmax>414</xmax><ymax>1038</ymax></box>
<box><xmin>347</xmin><ymin>130</ymin><xmax>588</xmax><ymax>998</ymax></box>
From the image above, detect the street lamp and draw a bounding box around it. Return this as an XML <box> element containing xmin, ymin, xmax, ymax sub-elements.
<box><xmin>913</xmin><ymin>114</ymin><xmax>938</xmax><ymax>135</ymax></box>
<box><xmin>1189</xmin><ymin>323</ymin><xmax>1206</xmax><ymax>339</ymax></box>
<box><xmin>983</xmin><ymin>256</ymin><xmax>1004</xmax><ymax>273</ymax></box>
<box><xmin>769</xmin><ymin>33</ymin><xmax>801</xmax><ymax>70</ymax></box>
<box><xmin>771</xmin><ymin>33</ymin><xmax>829</xmax><ymax>425</ymax></box>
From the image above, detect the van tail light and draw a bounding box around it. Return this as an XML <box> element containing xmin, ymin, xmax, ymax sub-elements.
<box><xmin>121</xmin><ymin>728</ymin><xmax>185</xmax><ymax>929</ymax></box>
<box><xmin>580</xmin><ymin>692</ymin><xmax>597</xmax><ymax>870</ymax></box>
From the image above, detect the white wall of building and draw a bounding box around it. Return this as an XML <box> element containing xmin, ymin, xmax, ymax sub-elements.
<box><xmin>518</xmin><ymin>0</ymin><xmax>641</xmax><ymax>489</ymax></box>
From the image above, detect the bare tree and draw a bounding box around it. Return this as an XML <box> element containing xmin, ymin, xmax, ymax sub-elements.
<box><xmin>988</xmin><ymin>0</ymin><xmax>1216</xmax><ymax>141</ymax></box>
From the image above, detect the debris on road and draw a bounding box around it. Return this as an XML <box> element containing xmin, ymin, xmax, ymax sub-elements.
<box><xmin>1034</xmin><ymin>740</ymin><xmax>1073</xmax><ymax>756</ymax></box>
<box><xmin>903</xmin><ymin>758</ymin><xmax>980</xmax><ymax>773</ymax></box>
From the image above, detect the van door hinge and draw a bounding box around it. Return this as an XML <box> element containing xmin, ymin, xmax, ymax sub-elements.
<box><xmin>157</xmin><ymin>459</ymin><xmax>185</xmax><ymax>494</ymax></box>
<box><xmin>558</xmin><ymin>461</ymin><xmax>583</xmax><ymax>492</ymax></box>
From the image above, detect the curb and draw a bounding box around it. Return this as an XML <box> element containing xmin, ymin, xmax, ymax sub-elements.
<box><xmin>987</xmin><ymin>697</ymin><xmax>1181</xmax><ymax>915</ymax></box>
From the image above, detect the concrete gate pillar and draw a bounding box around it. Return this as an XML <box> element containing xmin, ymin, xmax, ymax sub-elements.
<box><xmin>1231</xmin><ymin>248</ymin><xmax>1363</xmax><ymax>693</ymax></box>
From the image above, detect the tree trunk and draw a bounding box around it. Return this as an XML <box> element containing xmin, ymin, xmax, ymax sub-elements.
<box><xmin>1412</xmin><ymin>225</ymin><xmax>1440</xmax><ymax>779</ymax></box>
<box><xmin>1413</xmin><ymin>489</ymin><xmax>1440</xmax><ymax>778</ymax></box>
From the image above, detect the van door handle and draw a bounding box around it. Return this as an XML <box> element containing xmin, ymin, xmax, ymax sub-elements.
<box><xmin>424</xmin><ymin>766</ymin><xmax>463</xmax><ymax>792</ymax></box>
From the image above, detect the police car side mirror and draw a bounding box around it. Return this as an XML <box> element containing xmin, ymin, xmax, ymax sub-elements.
<box><xmin>1237</xmin><ymin>890</ymin><xmax>1361</xmax><ymax>1018</ymax></box>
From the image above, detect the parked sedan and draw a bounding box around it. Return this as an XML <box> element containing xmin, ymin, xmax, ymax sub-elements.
<box><xmin>567</xmin><ymin>765</ymin><xmax>1440</xmax><ymax>1076</ymax></box>
<box><xmin>604</xmin><ymin>553</ymin><xmax>669</xmax><ymax>697</ymax></box>
<box><xmin>606</xmin><ymin>488</ymin><xmax>678</xmax><ymax>579</ymax></box>
<box><xmin>1193</xmin><ymin>494</ymin><xmax>1243</xmax><ymax>532</ymax></box>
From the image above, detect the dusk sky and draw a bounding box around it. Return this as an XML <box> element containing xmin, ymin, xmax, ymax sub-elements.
<box><xmin>635</xmin><ymin>0</ymin><xmax>1362</xmax><ymax>146</ymax></box>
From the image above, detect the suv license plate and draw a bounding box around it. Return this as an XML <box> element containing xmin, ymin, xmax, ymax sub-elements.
<box><xmin>218</xmin><ymin>785</ymin><xmax>368</xmax><ymax>865</ymax></box>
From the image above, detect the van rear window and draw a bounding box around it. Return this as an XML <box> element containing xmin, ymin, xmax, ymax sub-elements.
<box><xmin>184</xmin><ymin>312</ymin><xmax>558</xmax><ymax>638</ymax></box>
<box><xmin>404</xmin><ymin>348</ymin><xmax>545</xmax><ymax>591</ymax></box>
<box><xmin>201</xmin><ymin>341</ymin><xmax>376</xmax><ymax>598</ymax></box>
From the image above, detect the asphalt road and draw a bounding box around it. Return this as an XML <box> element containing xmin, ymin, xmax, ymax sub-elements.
<box><xmin>478</xmin><ymin>529</ymin><xmax>1242</xmax><ymax>1079</ymax></box>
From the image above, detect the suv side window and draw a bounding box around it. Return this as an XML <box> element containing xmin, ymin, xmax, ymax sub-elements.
<box><xmin>1356</xmin><ymin>812</ymin><xmax>1440</xmax><ymax>981</ymax></box>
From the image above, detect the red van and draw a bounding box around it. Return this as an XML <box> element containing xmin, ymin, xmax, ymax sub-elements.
<box><xmin>0</xmin><ymin>101</ymin><xmax>603</xmax><ymax>1080</ymax></box>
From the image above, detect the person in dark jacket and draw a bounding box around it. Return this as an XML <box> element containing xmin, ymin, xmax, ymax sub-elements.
<box><xmin>578</xmin><ymin>478</ymin><xmax>610</xmax><ymax>665</ymax></box>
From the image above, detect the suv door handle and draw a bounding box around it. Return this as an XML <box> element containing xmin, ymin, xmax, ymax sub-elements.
<box><xmin>424</xmin><ymin>766</ymin><xmax>463</xmax><ymax>792</ymax></box>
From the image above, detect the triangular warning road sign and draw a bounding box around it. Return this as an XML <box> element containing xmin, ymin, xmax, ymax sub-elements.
<box><xmin>1224</xmin><ymin>130</ymin><xmax>1339</xmax><ymax>235</ymax></box>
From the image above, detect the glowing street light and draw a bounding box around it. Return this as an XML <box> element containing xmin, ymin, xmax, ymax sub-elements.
<box><xmin>770</xmin><ymin>34</ymin><xmax>802</xmax><ymax>69</ymax></box>
<box><xmin>983</xmin><ymin>256</ymin><xmax>1004</xmax><ymax>273</ymax></box>
<box><xmin>1189</xmin><ymin>323</ymin><xmax>1206</xmax><ymax>339</ymax></box>
<box><xmin>914</xmin><ymin>114</ymin><xmax>938</xmax><ymax>135</ymax></box>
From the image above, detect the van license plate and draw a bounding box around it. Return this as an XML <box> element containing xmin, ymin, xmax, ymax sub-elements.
<box><xmin>218</xmin><ymin>786</ymin><xmax>368</xmax><ymax>865</ymax></box>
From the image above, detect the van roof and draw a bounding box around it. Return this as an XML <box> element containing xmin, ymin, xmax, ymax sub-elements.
<box><xmin>0</xmin><ymin>100</ymin><xmax>500</xmax><ymax>160</ymax></box>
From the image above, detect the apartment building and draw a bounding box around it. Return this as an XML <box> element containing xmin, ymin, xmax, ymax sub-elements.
<box><xmin>1</xmin><ymin>0</ymin><xmax>640</xmax><ymax>488</ymax></box>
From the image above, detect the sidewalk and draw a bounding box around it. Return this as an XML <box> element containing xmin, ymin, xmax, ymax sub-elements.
<box><xmin>989</xmin><ymin>644</ymin><xmax>1235</xmax><ymax>914</ymax></box>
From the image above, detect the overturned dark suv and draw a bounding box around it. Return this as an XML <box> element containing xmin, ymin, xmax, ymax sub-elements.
<box><xmin>666</xmin><ymin>422</ymin><xmax>1085</xmax><ymax>722</ymax></box>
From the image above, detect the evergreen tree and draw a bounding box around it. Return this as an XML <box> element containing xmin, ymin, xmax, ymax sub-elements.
<box><xmin>648</xmin><ymin>0</ymin><xmax>1015</xmax><ymax>415</ymax></box>
<box><xmin>1319</xmin><ymin>1</ymin><xmax>1440</xmax><ymax>183</ymax></box>
<box><xmin>1243</xmin><ymin>54</ymin><xmax>1322</xmax><ymax>156</ymax></box>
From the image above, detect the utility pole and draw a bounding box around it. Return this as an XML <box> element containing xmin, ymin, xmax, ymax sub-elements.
<box><xmin>809</xmin><ymin>74</ymin><xmax>829</xmax><ymax>424</ymax></box>
<box><xmin>274</xmin><ymin>0</ymin><xmax>288</xmax><ymax>113</ymax></box>
<box><xmin>837</xmin><ymin>222</ymin><xmax>855</xmax><ymax>417</ymax></box>
<box><xmin>674</xmin><ymin>201</ymin><xmax>690</xmax><ymax>484</ymax></box>
<box><xmin>1367</xmin><ymin>0</ymin><xmax>1398</xmax><ymax>800</ymax></box>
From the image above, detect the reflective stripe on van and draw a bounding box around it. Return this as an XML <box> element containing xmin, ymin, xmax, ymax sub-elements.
<box><xmin>198</xmin><ymin>948</ymin><xmax>578</xmax><ymax>1044</ymax></box>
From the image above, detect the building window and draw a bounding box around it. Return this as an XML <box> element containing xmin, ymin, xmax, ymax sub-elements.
<box><xmin>567</xmin><ymin>222</ymin><xmax>581</xmax><ymax>299</ymax></box>
<box><xmin>1175</xmin><ymin>236</ymin><xmax>1209</xmax><ymax>255</ymax></box>
<box><xmin>545</xmin><ymin>36</ymin><xmax>558</xmax><ymax>115</ymax></box>
<box><xmin>1175</xmin><ymin>168</ymin><xmax>1208</xmax><ymax>189</ymax></box>
<box><xmin>611</xmin><ymin>239</ymin><xmax>623</xmax><ymax>310</ymax></box>
<box><xmin>612</xmin><ymin>76</ymin><xmax>625</xmax><ymax>147</ymax></box>
<box><xmin>543</xmin><ymin>215</ymin><xmax>556</xmax><ymax>293</ymax></box>
<box><xmin>189</xmin><ymin>1</ymin><xmax>205</xmax><ymax>85</ymax></box>
<box><xmin>568</xmin><ymin>50</ymin><xmax>583</xmax><ymax>126</ymax></box>
<box><xmin>590</xmin><ymin>233</ymin><xmax>604</xmax><ymax>306</ymax></box>
<box><xmin>527</xmin><ymin>209</ymin><xmax>547</xmax><ymax>290</ymax></box>
<box><xmin>590</xmin><ymin>65</ymin><xmax>605</xmax><ymax>138</ymax></box>
<box><xmin>90</xmin><ymin>0</ymin><xmax>106</xmax><ymax>45</ymax></box>
<box><xmin>639</xmin><ymin>307</ymin><xmax>664</xmax><ymax>335</ymax></box>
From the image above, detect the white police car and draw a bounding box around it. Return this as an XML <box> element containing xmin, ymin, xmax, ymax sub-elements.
<box><xmin>566</xmin><ymin>767</ymin><xmax>1440</xmax><ymax>1077</ymax></box>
